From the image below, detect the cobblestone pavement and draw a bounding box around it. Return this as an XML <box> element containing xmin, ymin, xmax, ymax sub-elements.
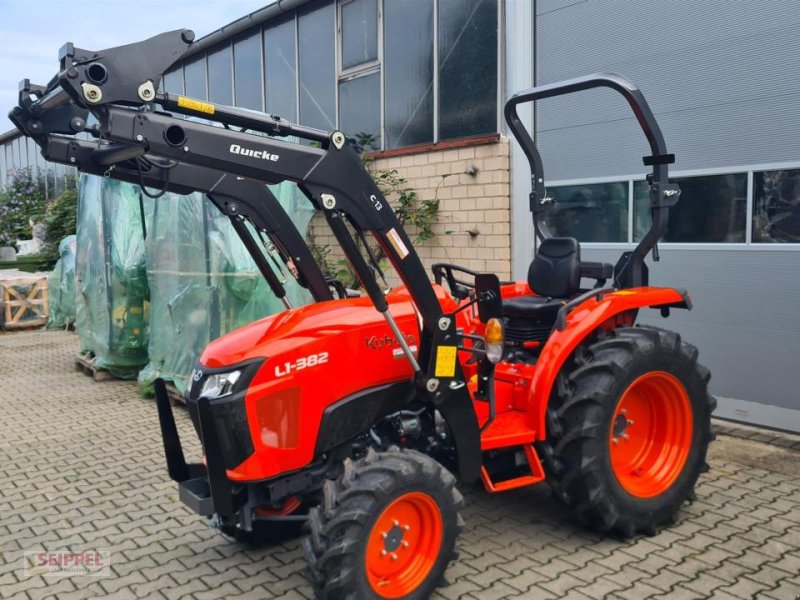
<box><xmin>1</xmin><ymin>329</ymin><xmax>799</xmax><ymax>600</ymax></box>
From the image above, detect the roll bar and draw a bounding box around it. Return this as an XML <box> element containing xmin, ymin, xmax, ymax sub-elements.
<box><xmin>504</xmin><ymin>73</ymin><xmax>681</xmax><ymax>288</ymax></box>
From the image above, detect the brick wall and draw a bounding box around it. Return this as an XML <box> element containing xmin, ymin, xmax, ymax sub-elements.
<box><xmin>308</xmin><ymin>137</ymin><xmax>512</xmax><ymax>286</ymax></box>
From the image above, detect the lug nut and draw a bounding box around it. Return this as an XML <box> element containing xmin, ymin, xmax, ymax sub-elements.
<box><xmin>403</xmin><ymin>524</ymin><xmax>410</xmax><ymax>531</ymax></box>
<box><xmin>381</xmin><ymin>550</ymin><xmax>387</xmax><ymax>556</ymax></box>
<box><xmin>381</xmin><ymin>532</ymin><xmax>387</xmax><ymax>539</ymax></box>
<box><xmin>628</xmin><ymin>419</ymin><xmax>635</xmax><ymax>426</ymax></box>
<box><xmin>622</xmin><ymin>433</ymin><xmax>629</xmax><ymax>441</ymax></box>
<box><xmin>402</xmin><ymin>541</ymin><xmax>409</xmax><ymax>548</ymax></box>
<box><xmin>391</xmin><ymin>553</ymin><xmax>398</xmax><ymax>561</ymax></box>
<box><xmin>612</xmin><ymin>438</ymin><xmax>619</xmax><ymax>445</ymax></box>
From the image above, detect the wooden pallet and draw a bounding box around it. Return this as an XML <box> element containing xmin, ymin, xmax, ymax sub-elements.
<box><xmin>75</xmin><ymin>352</ymin><xmax>118</xmax><ymax>382</ymax></box>
<box><xmin>0</xmin><ymin>276</ymin><xmax>49</xmax><ymax>330</ymax></box>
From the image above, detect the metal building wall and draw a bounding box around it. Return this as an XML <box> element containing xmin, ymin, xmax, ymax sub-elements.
<box><xmin>535</xmin><ymin>0</ymin><xmax>800</xmax><ymax>179</ymax></box>
<box><xmin>506</xmin><ymin>0</ymin><xmax>800</xmax><ymax>431</ymax></box>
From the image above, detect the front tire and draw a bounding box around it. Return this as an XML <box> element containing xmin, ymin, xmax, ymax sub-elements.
<box><xmin>303</xmin><ymin>448</ymin><xmax>463</xmax><ymax>600</ymax></box>
<box><xmin>545</xmin><ymin>326</ymin><xmax>715</xmax><ymax>537</ymax></box>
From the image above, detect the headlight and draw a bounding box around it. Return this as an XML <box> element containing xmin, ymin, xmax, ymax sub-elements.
<box><xmin>199</xmin><ymin>370</ymin><xmax>242</xmax><ymax>399</ymax></box>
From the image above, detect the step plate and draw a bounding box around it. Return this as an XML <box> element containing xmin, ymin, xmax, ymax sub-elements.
<box><xmin>480</xmin><ymin>445</ymin><xmax>546</xmax><ymax>493</ymax></box>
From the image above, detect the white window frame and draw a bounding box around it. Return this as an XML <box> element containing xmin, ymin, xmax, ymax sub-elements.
<box><xmin>337</xmin><ymin>0</ymin><xmax>381</xmax><ymax>79</ymax></box>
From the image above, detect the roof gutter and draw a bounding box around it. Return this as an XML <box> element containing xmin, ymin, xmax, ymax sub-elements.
<box><xmin>181</xmin><ymin>0</ymin><xmax>313</xmax><ymax>60</ymax></box>
<box><xmin>0</xmin><ymin>128</ymin><xmax>21</xmax><ymax>145</ymax></box>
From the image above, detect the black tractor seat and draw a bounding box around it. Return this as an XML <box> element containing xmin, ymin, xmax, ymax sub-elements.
<box><xmin>501</xmin><ymin>237</ymin><xmax>613</xmax><ymax>343</ymax></box>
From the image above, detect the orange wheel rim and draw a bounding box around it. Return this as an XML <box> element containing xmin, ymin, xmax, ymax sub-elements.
<box><xmin>609</xmin><ymin>371</ymin><xmax>693</xmax><ymax>498</ymax></box>
<box><xmin>365</xmin><ymin>492</ymin><xmax>443</xmax><ymax>598</ymax></box>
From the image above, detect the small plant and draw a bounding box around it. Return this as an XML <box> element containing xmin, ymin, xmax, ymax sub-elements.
<box><xmin>312</xmin><ymin>133</ymin><xmax>439</xmax><ymax>287</ymax></box>
<box><xmin>0</xmin><ymin>169</ymin><xmax>46</xmax><ymax>248</ymax></box>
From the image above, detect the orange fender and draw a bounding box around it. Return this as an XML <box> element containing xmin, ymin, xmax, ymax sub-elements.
<box><xmin>529</xmin><ymin>286</ymin><xmax>690</xmax><ymax>438</ymax></box>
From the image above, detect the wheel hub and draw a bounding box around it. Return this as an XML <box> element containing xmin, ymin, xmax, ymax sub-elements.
<box><xmin>366</xmin><ymin>492</ymin><xmax>443</xmax><ymax>598</ymax></box>
<box><xmin>612</xmin><ymin>411</ymin><xmax>630</xmax><ymax>440</ymax></box>
<box><xmin>382</xmin><ymin>524</ymin><xmax>406</xmax><ymax>553</ymax></box>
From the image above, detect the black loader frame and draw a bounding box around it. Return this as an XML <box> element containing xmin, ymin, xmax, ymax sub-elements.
<box><xmin>10</xmin><ymin>29</ymin><xmax>484</xmax><ymax>485</ymax></box>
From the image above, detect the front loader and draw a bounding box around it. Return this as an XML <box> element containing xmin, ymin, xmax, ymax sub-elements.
<box><xmin>13</xmin><ymin>29</ymin><xmax>715</xmax><ymax>599</ymax></box>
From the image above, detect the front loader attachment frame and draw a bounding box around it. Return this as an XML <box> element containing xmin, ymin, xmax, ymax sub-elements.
<box><xmin>11</xmin><ymin>29</ymin><xmax>482</xmax><ymax>483</ymax></box>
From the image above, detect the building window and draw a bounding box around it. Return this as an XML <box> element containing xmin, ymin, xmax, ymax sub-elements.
<box><xmin>337</xmin><ymin>0</ymin><xmax>380</xmax><ymax>149</ymax></box>
<box><xmin>299</xmin><ymin>2</ymin><xmax>336</xmax><ymax>130</ymax></box>
<box><xmin>184</xmin><ymin>57</ymin><xmax>207</xmax><ymax>101</ymax></box>
<box><xmin>384</xmin><ymin>0</ymin><xmax>434</xmax><ymax>148</ymax></box>
<box><xmin>438</xmin><ymin>0</ymin><xmax>498</xmax><ymax>141</ymax></box>
<box><xmin>634</xmin><ymin>174</ymin><xmax>747</xmax><ymax>243</ymax></box>
<box><xmin>546</xmin><ymin>182</ymin><xmax>629</xmax><ymax>242</ymax></box>
<box><xmin>207</xmin><ymin>45</ymin><xmax>232</xmax><ymax>105</ymax></box>
<box><xmin>339</xmin><ymin>71</ymin><xmax>381</xmax><ymax>149</ymax></box>
<box><xmin>163</xmin><ymin>69</ymin><xmax>184</xmax><ymax>95</ymax></box>
<box><xmin>753</xmin><ymin>169</ymin><xmax>800</xmax><ymax>243</ymax></box>
<box><xmin>264</xmin><ymin>18</ymin><xmax>298</xmax><ymax>121</ymax></box>
<box><xmin>340</xmin><ymin>0</ymin><xmax>378</xmax><ymax>71</ymax></box>
<box><xmin>158</xmin><ymin>0</ymin><xmax>500</xmax><ymax>151</ymax></box>
<box><xmin>233</xmin><ymin>32</ymin><xmax>263</xmax><ymax>111</ymax></box>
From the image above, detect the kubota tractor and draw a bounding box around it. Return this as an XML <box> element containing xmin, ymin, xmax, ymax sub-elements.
<box><xmin>12</xmin><ymin>30</ymin><xmax>715</xmax><ymax>600</ymax></box>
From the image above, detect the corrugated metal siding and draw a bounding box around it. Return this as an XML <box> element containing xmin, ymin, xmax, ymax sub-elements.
<box><xmin>535</xmin><ymin>0</ymin><xmax>800</xmax><ymax>179</ymax></box>
<box><xmin>579</xmin><ymin>246</ymin><xmax>800</xmax><ymax>425</ymax></box>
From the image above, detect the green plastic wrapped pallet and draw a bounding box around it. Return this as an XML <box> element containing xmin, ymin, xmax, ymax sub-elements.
<box><xmin>74</xmin><ymin>174</ymin><xmax>152</xmax><ymax>378</ymax></box>
<box><xmin>137</xmin><ymin>182</ymin><xmax>314</xmax><ymax>394</ymax></box>
<box><xmin>46</xmin><ymin>235</ymin><xmax>77</xmax><ymax>328</ymax></box>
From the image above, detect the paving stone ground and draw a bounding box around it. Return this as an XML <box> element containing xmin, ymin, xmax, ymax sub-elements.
<box><xmin>1</xmin><ymin>329</ymin><xmax>799</xmax><ymax>600</ymax></box>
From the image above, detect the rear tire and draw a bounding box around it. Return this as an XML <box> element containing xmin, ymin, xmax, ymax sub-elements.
<box><xmin>303</xmin><ymin>447</ymin><xmax>463</xmax><ymax>600</ymax></box>
<box><xmin>545</xmin><ymin>326</ymin><xmax>715</xmax><ymax>537</ymax></box>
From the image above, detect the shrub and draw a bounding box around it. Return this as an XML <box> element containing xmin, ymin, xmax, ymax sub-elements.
<box><xmin>0</xmin><ymin>169</ymin><xmax>46</xmax><ymax>248</ymax></box>
<box><xmin>41</xmin><ymin>187</ymin><xmax>78</xmax><ymax>265</ymax></box>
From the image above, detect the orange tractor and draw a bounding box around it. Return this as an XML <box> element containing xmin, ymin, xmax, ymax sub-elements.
<box><xmin>12</xmin><ymin>30</ymin><xmax>714</xmax><ymax>599</ymax></box>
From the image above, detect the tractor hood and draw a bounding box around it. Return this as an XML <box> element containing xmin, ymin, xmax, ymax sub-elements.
<box><xmin>198</xmin><ymin>287</ymin><xmax>439</xmax><ymax>370</ymax></box>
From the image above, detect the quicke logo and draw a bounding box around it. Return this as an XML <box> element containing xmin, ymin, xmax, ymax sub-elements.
<box><xmin>229</xmin><ymin>143</ymin><xmax>279</xmax><ymax>162</ymax></box>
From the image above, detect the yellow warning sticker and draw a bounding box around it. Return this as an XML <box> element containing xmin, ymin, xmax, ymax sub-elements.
<box><xmin>434</xmin><ymin>346</ymin><xmax>457</xmax><ymax>378</ymax></box>
<box><xmin>177</xmin><ymin>96</ymin><xmax>216</xmax><ymax>115</ymax></box>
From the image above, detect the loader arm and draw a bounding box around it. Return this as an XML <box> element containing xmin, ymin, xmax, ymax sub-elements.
<box><xmin>43</xmin><ymin>136</ymin><xmax>334</xmax><ymax>304</ymax></box>
<box><xmin>11</xmin><ymin>29</ymin><xmax>482</xmax><ymax>482</ymax></box>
